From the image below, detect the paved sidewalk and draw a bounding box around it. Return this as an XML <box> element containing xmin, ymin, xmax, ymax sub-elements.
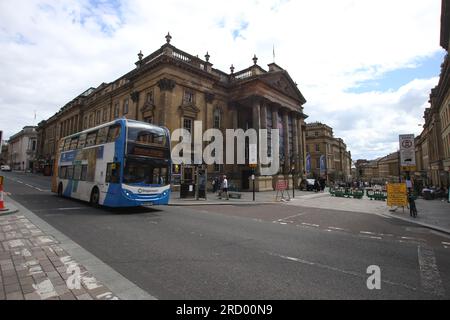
<box><xmin>287</xmin><ymin>192</ymin><xmax>450</xmax><ymax>235</ymax></box>
<box><xmin>0</xmin><ymin>202</ymin><xmax>120</xmax><ymax>300</ymax></box>
<box><xmin>169</xmin><ymin>189</ymin><xmax>320</xmax><ymax>206</ymax></box>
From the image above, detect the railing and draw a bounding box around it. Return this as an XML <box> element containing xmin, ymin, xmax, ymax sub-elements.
<box><xmin>172</xmin><ymin>51</ymin><xmax>191</xmax><ymax>62</ymax></box>
<box><xmin>234</xmin><ymin>70</ymin><xmax>252</xmax><ymax>80</ymax></box>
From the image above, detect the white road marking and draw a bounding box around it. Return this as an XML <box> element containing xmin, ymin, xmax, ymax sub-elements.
<box><xmin>441</xmin><ymin>242</ymin><xmax>450</xmax><ymax>246</ymax></box>
<box><xmin>360</xmin><ymin>231</ymin><xmax>375</xmax><ymax>235</ymax></box>
<box><xmin>417</xmin><ymin>245</ymin><xmax>445</xmax><ymax>297</ymax></box>
<box><xmin>275</xmin><ymin>212</ymin><xmax>306</xmax><ymax>222</ymax></box>
<box><xmin>328</xmin><ymin>227</ymin><xmax>346</xmax><ymax>231</ymax></box>
<box><xmin>268</xmin><ymin>252</ymin><xmax>417</xmax><ymax>291</ymax></box>
<box><xmin>360</xmin><ymin>235</ymin><xmax>383</xmax><ymax>240</ymax></box>
<box><xmin>301</xmin><ymin>223</ymin><xmax>319</xmax><ymax>227</ymax></box>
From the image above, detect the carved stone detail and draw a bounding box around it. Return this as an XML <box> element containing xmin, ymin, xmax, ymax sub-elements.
<box><xmin>157</xmin><ymin>78</ymin><xmax>176</xmax><ymax>91</ymax></box>
<box><xmin>130</xmin><ymin>91</ymin><xmax>140</xmax><ymax>102</ymax></box>
<box><xmin>205</xmin><ymin>92</ymin><xmax>215</xmax><ymax>103</ymax></box>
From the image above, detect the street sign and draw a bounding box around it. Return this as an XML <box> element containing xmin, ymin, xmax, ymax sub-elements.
<box><xmin>276</xmin><ymin>180</ymin><xmax>288</xmax><ymax>191</ymax></box>
<box><xmin>399</xmin><ymin>134</ymin><xmax>415</xmax><ymax>168</ymax></box>
<box><xmin>387</xmin><ymin>183</ymin><xmax>407</xmax><ymax>207</ymax></box>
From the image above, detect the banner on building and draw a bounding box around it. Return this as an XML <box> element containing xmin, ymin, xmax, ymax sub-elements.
<box><xmin>320</xmin><ymin>155</ymin><xmax>326</xmax><ymax>175</ymax></box>
<box><xmin>387</xmin><ymin>183</ymin><xmax>408</xmax><ymax>207</ymax></box>
<box><xmin>399</xmin><ymin>134</ymin><xmax>416</xmax><ymax>171</ymax></box>
<box><xmin>306</xmin><ymin>153</ymin><xmax>311</xmax><ymax>174</ymax></box>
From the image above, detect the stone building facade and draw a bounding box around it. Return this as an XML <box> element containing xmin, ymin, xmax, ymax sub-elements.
<box><xmin>414</xmin><ymin>0</ymin><xmax>449</xmax><ymax>188</ymax></box>
<box><xmin>36</xmin><ymin>34</ymin><xmax>308</xmax><ymax>191</ymax></box>
<box><xmin>7</xmin><ymin>126</ymin><xmax>37</xmax><ymax>171</ymax></box>
<box><xmin>304</xmin><ymin>122</ymin><xmax>352</xmax><ymax>182</ymax></box>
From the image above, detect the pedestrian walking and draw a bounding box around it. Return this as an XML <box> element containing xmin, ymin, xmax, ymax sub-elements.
<box><xmin>221</xmin><ymin>175</ymin><xmax>229</xmax><ymax>200</ymax></box>
<box><xmin>212</xmin><ymin>177</ymin><xmax>218</xmax><ymax>193</ymax></box>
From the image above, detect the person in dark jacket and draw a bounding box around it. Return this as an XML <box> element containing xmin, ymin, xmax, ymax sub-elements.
<box><xmin>408</xmin><ymin>191</ymin><xmax>417</xmax><ymax>218</ymax></box>
<box><xmin>314</xmin><ymin>179</ymin><xmax>320</xmax><ymax>193</ymax></box>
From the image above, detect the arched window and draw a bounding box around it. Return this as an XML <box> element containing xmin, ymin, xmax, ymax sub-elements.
<box><xmin>213</xmin><ymin>108</ymin><xmax>221</xmax><ymax>129</ymax></box>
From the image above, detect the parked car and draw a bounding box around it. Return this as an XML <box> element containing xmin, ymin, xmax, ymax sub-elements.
<box><xmin>305</xmin><ymin>179</ymin><xmax>316</xmax><ymax>191</ymax></box>
<box><xmin>1</xmin><ymin>165</ymin><xmax>11</xmax><ymax>172</ymax></box>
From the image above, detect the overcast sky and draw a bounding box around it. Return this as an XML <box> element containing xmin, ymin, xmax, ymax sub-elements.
<box><xmin>0</xmin><ymin>0</ymin><xmax>445</xmax><ymax>160</ymax></box>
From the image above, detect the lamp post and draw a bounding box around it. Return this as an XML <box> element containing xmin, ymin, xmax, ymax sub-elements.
<box><xmin>290</xmin><ymin>154</ymin><xmax>299</xmax><ymax>198</ymax></box>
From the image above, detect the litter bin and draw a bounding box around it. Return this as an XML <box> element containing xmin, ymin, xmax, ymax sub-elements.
<box><xmin>180</xmin><ymin>183</ymin><xmax>195</xmax><ymax>198</ymax></box>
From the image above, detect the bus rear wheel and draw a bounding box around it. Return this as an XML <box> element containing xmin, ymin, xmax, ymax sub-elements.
<box><xmin>57</xmin><ymin>183</ymin><xmax>63</xmax><ymax>197</ymax></box>
<box><xmin>90</xmin><ymin>187</ymin><xmax>100</xmax><ymax>207</ymax></box>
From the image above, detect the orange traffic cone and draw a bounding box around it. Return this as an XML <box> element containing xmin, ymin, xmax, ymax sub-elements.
<box><xmin>0</xmin><ymin>181</ymin><xmax>6</xmax><ymax>211</ymax></box>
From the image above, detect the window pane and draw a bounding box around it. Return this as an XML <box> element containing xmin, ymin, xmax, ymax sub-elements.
<box><xmin>107</xmin><ymin>125</ymin><xmax>121</xmax><ymax>142</ymax></box>
<box><xmin>63</xmin><ymin>139</ymin><xmax>71</xmax><ymax>151</ymax></box>
<box><xmin>69</xmin><ymin>137</ymin><xmax>79</xmax><ymax>150</ymax></box>
<box><xmin>74</xmin><ymin>165</ymin><xmax>82</xmax><ymax>180</ymax></box>
<box><xmin>78</xmin><ymin>133</ymin><xmax>87</xmax><ymax>149</ymax></box>
<box><xmin>86</xmin><ymin>131</ymin><xmax>98</xmax><ymax>147</ymax></box>
<box><xmin>80</xmin><ymin>165</ymin><xmax>87</xmax><ymax>181</ymax></box>
<box><xmin>67</xmin><ymin>166</ymin><xmax>74</xmax><ymax>179</ymax></box>
<box><xmin>96</xmin><ymin>127</ymin><xmax>108</xmax><ymax>144</ymax></box>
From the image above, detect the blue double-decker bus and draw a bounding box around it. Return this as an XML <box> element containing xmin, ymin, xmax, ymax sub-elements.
<box><xmin>52</xmin><ymin>119</ymin><xmax>171</xmax><ymax>207</ymax></box>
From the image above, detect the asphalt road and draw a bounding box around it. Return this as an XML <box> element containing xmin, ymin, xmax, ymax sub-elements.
<box><xmin>2</xmin><ymin>171</ymin><xmax>450</xmax><ymax>299</ymax></box>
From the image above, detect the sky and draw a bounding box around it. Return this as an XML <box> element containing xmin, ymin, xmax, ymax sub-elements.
<box><xmin>0</xmin><ymin>0</ymin><xmax>446</xmax><ymax>161</ymax></box>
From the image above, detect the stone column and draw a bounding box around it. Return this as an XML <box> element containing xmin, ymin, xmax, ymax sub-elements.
<box><xmin>252</xmin><ymin>98</ymin><xmax>261</xmax><ymax>175</ymax></box>
<box><xmin>260</xmin><ymin>103</ymin><xmax>267</xmax><ymax>130</ymax></box>
<box><xmin>292</xmin><ymin>114</ymin><xmax>300</xmax><ymax>172</ymax></box>
<box><xmin>282</xmin><ymin>110</ymin><xmax>290</xmax><ymax>173</ymax></box>
<box><xmin>157</xmin><ymin>78</ymin><xmax>175</xmax><ymax>127</ymax></box>
<box><xmin>297</xmin><ymin>117</ymin><xmax>305</xmax><ymax>178</ymax></box>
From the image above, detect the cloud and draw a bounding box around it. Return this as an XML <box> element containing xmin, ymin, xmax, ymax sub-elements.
<box><xmin>0</xmin><ymin>0</ymin><xmax>444</xmax><ymax>161</ymax></box>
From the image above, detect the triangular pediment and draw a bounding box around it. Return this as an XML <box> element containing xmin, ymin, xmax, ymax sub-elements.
<box><xmin>259</xmin><ymin>71</ymin><xmax>306</xmax><ymax>105</ymax></box>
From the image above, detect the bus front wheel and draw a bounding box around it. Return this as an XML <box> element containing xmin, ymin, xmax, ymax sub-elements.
<box><xmin>90</xmin><ymin>187</ymin><xmax>100</xmax><ymax>207</ymax></box>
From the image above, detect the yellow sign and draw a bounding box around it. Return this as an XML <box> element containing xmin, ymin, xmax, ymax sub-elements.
<box><xmin>401</xmin><ymin>166</ymin><xmax>416</xmax><ymax>171</ymax></box>
<box><xmin>249</xmin><ymin>163</ymin><xmax>257</xmax><ymax>168</ymax></box>
<box><xmin>387</xmin><ymin>183</ymin><xmax>407</xmax><ymax>207</ymax></box>
<box><xmin>0</xmin><ymin>176</ymin><xmax>3</xmax><ymax>186</ymax></box>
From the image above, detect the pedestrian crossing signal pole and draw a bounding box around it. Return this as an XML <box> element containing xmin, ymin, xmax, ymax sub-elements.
<box><xmin>250</xmin><ymin>164</ymin><xmax>257</xmax><ymax>201</ymax></box>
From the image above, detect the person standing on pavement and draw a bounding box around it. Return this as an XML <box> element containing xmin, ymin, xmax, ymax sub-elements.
<box><xmin>222</xmin><ymin>175</ymin><xmax>229</xmax><ymax>200</ymax></box>
<box><xmin>408</xmin><ymin>190</ymin><xmax>417</xmax><ymax>218</ymax></box>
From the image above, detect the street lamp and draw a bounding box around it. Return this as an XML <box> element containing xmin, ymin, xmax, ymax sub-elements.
<box><xmin>290</xmin><ymin>154</ymin><xmax>299</xmax><ymax>198</ymax></box>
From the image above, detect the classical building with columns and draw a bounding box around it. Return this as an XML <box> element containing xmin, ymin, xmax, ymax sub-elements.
<box><xmin>36</xmin><ymin>34</ymin><xmax>308</xmax><ymax>191</ymax></box>
<box><xmin>305</xmin><ymin>122</ymin><xmax>352</xmax><ymax>182</ymax></box>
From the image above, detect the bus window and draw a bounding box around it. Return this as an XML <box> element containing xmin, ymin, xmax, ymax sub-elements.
<box><xmin>86</xmin><ymin>131</ymin><xmax>98</xmax><ymax>147</ymax></box>
<box><xmin>107</xmin><ymin>125</ymin><xmax>121</xmax><ymax>142</ymax></box>
<box><xmin>96</xmin><ymin>127</ymin><xmax>108</xmax><ymax>145</ymax></box>
<box><xmin>153</xmin><ymin>167</ymin><xmax>168</xmax><ymax>185</ymax></box>
<box><xmin>69</xmin><ymin>137</ymin><xmax>79</xmax><ymax>150</ymax></box>
<box><xmin>78</xmin><ymin>133</ymin><xmax>87</xmax><ymax>149</ymax></box>
<box><xmin>74</xmin><ymin>165</ymin><xmax>82</xmax><ymax>180</ymax></box>
<box><xmin>59</xmin><ymin>166</ymin><xmax>67</xmax><ymax>179</ymax></box>
<box><xmin>106</xmin><ymin>163</ymin><xmax>120</xmax><ymax>183</ymax></box>
<box><xmin>63</xmin><ymin>139</ymin><xmax>71</xmax><ymax>151</ymax></box>
<box><xmin>80</xmin><ymin>165</ymin><xmax>88</xmax><ymax>181</ymax></box>
<box><xmin>67</xmin><ymin>166</ymin><xmax>74</xmax><ymax>180</ymax></box>
<box><xmin>58</xmin><ymin>139</ymin><xmax>66</xmax><ymax>152</ymax></box>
